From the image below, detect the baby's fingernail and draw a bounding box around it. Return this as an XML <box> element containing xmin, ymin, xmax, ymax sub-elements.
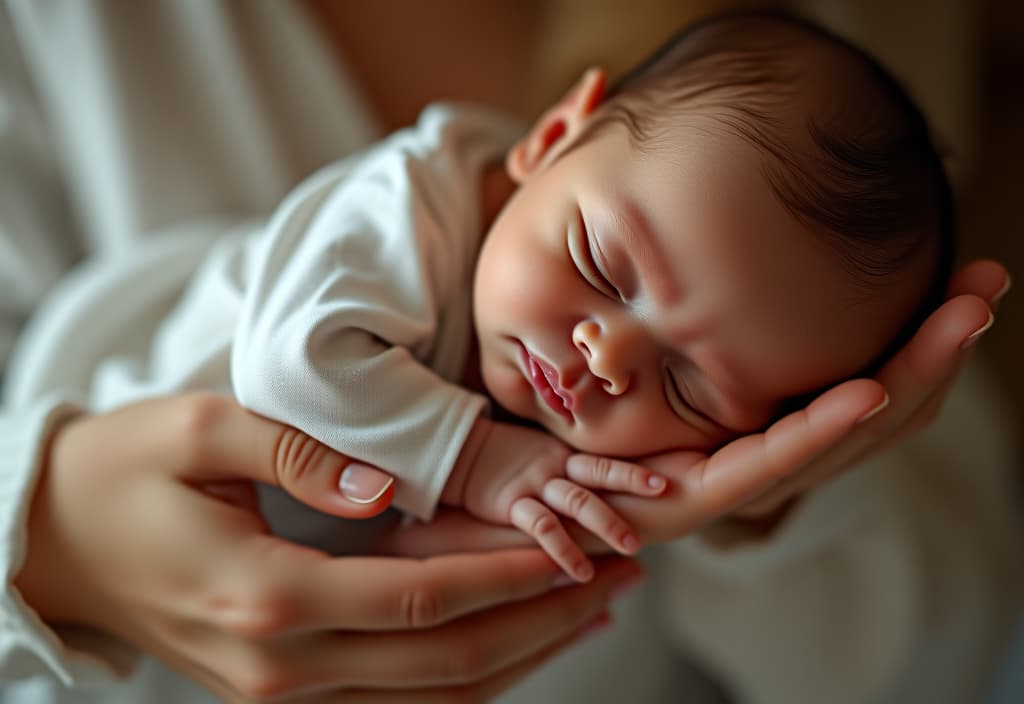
<box><xmin>575</xmin><ymin>561</ymin><xmax>595</xmax><ymax>583</ymax></box>
<box><xmin>552</xmin><ymin>572</ymin><xmax>576</xmax><ymax>588</ymax></box>
<box><xmin>621</xmin><ymin>533</ymin><xmax>641</xmax><ymax>554</ymax></box>
<box><xmin>339</xmin><ymin>463</ymin><xmax>394</xmax><ymax>503</ymax></box>
<box><xmin>647</xmin><ymin>475</ymin><xmax>666</xmax><ymax>492</ymax></box>
<box><xmin>994</xmin><ymin>275</ymin><xmax>1012</xmax><ymax>304</ymax></box>
<box><xmin>961</xmin><ymin>310</ymin><xmax>995</xmax><ymax>349</ymax></box>
<box><xmin>856</xmin><ymin>393</ymin><xmax>890</xmax><ymax>424</ymax></box>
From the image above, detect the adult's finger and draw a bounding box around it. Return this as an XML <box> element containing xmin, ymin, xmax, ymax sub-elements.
<box><xmin>837</xmin><ymin>293</ymin><xmax>990</xmax><ymax>464</ymax></box>
<box><xmin>737</xmin><ymin>288</ymin><xmax>1000</xmax><ymax>516</ymax></box>
<box><xmin>876</xmin><ymin>294</ymin><xmax>990</xmax><ymax>396</ymax></box>
<box><xmin>290</xmin><ymin>613</ymin><xmax>612</xmax><ymax>703</ymax></box>
<box><xmin>268</xmin><ymin>558</ymin><xmax>639</xmax><ymax>691</ymax></box>
<box><xmin>613</xmin><ymin>379</ymin><xmax>884</xmax><ymax>542</ymax></box>
<box><xmin>693</xmin><ymin>378</ymin><xmax>886</xmax><ymax>512</ymax></box>
<box><xmin>889</xmin><ymin>259</ymin><xmax>1006</xmax><ymax>436</ymax></box>
<box><xmin>164</xmin><ymin>394</ymin><xmax>395</xmax><ymax>519</ymax></box>
<box><xmin>255</xmin><ymin>547</ymin><xmax>573</xmax><ymax>634</ymax></box>
<box><xmin>947</xmin><ymin>258</ymin><xmax>1010</xmax><ymax>306</ymax></box>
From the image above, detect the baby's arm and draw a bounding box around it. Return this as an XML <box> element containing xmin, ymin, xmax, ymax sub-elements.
<box><xmin>440</xmin><ymin>417</ymin><xmax>667</xmax><ymax>581</ymax></box>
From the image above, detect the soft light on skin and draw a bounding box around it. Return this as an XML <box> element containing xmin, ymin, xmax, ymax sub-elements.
<box><xmin>470</xmin><ymin>69</ymin><xmax>932</xmax><ymax>458</ymax></box>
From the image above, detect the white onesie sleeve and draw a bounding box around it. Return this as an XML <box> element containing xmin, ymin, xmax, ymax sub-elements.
<box><xmin>233</xmin><ymin>107</ymin><xmax>518</xmax><ymax>520</ymax></box>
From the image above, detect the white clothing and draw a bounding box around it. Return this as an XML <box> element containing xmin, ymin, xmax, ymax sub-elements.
<box><xmin>231</xmin><ymin>105</ymin><xmax>519</xmax><ymax>519</ymax></box>
<box><xmin>0</xmin><ymin>2</ymin><xmax>1020</xmax><ymax>704</ymax></box>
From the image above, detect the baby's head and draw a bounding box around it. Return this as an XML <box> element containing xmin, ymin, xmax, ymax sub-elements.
<box><xmin>472</xmin><ymin>10</ymin><xmax>952</xmax><ymax>457</ymax></box>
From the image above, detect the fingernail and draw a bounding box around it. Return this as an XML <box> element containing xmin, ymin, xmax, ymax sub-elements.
<box><xmin>552</xmin><ymin>572</ymin><xmax>576</xmax><ymax>589</ymax></box>
<box><xmin>856</xmin><ymin>393</ymin><xmax>890</xmax><ymax>424</ymax></box>
<box><xmin>647</xmin><ymin>475</ymin><xmax>666</xmax><ymax>492</ymax></box>
<box><xmin>339</xmin><ymin>463</ymin><xmax>394</xmax><ymax>504</ymax></box>
<box><xmin>994</xmin><ymin>274</ymin><xmax>1012</xmax><ymax>304</ymax></box>
<box><xmin>610</xmin><ymin>573</ymin><xmax>644</xmax><ymax>601</ymax></box>
<box><xmin>621</xmin><ymin>533</ymin><xmax>641</xmax><ymax>554</ymax></box>
<box><xmin>961</xmin><ymin>310</ymin><xmax>995</xmax><ymax>350</ymax></box>
<box><xmin>575</xmin><ymin>561</ymin><xmax>595</xmax><ymax>583</ymax></box>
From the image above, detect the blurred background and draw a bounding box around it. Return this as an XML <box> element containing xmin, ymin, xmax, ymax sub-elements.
<box><xmin>321</xmin><ymin>0</ymin><xmax>1023</xmax><ymax>442</ymax></box>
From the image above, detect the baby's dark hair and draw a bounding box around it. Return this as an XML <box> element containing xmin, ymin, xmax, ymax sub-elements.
<box><xmin>575</xmin><ymin>9</ymin><xmax>954</xmax><ymax>377</ymax></box>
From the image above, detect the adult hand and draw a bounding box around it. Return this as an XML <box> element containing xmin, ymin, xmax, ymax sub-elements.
<box><xmin>731</xmin><ymin>258</ymin><xmax>1009</xmax><ymax>520</ymax></box>
<box><xmin>384</xmin><ymin>376</ymin><xmax>888</xmax><ymax>553</ymax></box>
<box><xmin>587</xmin><ymin>259</ymin><xmax>1009</xmax><ymax>540</ymax></box>
<box><xmin>15</xmin><ymin>393</ymin><xmax>639</xmax><ymax>702</ymax></box>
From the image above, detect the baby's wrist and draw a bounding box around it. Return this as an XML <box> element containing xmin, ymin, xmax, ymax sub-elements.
<box><xmin>441</xmin><ymin>416</ymin><xmax>493</xmax><ymax>506</ymax></box>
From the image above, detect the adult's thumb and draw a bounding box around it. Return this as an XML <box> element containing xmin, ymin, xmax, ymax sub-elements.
<box><xmin>268</xmin><ymin>428</ymin><xmax>396</xmax><ymax>519</ymax></box>
<box><xmin>339</xmin><ymin>462</ymin><xmax>396</xmax><ymax>505</ymax></box>
<box><xmin>173</xmin><ymin>394</ymin><xmax>395</xmax><ymax>519</ymax></box>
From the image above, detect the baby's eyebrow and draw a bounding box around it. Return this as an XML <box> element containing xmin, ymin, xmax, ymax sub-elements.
<box><xmin>609</xmin><ymin>197</ymin><xmax>679</xmax><ymax>304</ymax></box>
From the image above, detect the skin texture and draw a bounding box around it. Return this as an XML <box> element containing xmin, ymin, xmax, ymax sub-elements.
<box><xmin>14</xmin><ymin>394</ymin><xmax>641</xmax><ymax>703</ymax></box>
<box><xmin>441</xmin><ymin>66</ymin><xmax>955</xmax><ymax>577</ymax></box>
<box><xmin>8</xmin><ymin>7</ymin><xmax>1009</xmax><ymax>699</ymax></box>
<box><xmin>473</xmin><ymin>68</ymin><xmax>932</xmax><ymax>458</ymax></box>
<box><xmin>14</xmin><ymin>261</ymin><xmax>1006</xmax><ymax>701</ymax></box>
<box><xmin>380</xmin><ymin>260</ymin><xmax>1010</xmax><ymax>558</ymax></box>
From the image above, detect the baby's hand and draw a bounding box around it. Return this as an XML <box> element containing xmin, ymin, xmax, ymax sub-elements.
<box><xmin>451</xmin><ymin>419</ymin><xmax>667</xmax><ymax>582</ymax></box>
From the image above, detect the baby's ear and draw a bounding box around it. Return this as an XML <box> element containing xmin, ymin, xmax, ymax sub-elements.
<box><xmin>506</xmin><ymin>68</ymin><xmax>607</xmax><ymax>183</ymax></box>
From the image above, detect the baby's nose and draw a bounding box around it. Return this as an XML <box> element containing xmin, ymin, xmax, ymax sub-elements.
<box><xmin>572</xmin><ymin>320</ymin><xmax>630</xmax><ymax>395</ymax></box>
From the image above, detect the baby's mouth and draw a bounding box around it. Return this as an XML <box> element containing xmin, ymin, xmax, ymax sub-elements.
<box><xmin>517</xmin><ymin>342</ymin><xmax>575</xmax><ymax>421</ymax></box>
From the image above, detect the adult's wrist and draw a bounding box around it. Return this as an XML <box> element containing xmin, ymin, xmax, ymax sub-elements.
<box><xmin>13</xmin><ymin>413</ymin><xmax>97</xmax><ymax>628</ymax></box>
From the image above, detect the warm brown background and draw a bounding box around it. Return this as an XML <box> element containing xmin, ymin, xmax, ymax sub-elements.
<box><xmin>321</xmin><ymin>0</ymin><xmax>1022</xmax><ymax>443</ymax></box>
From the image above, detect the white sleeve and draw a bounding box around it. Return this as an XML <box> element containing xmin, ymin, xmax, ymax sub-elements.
<box><xmin>655</xmin><ymin>362</ymin><xmax>1022</xmax><ymax>704</ymax></box>
<box><xmin>232</xmin><ymin>154</ymin><xmax>485</xmax><ymax>521</ymax></box>
<box><xmin>0</xmin><ymin>394</ymin><xmax>138</xmax><ymax>685</ymax></box>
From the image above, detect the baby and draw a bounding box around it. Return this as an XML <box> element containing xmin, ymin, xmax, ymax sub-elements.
<box><xmin>231</xmin><ymin>10</ymin><xmax>952</xmax><ymax>580</ymax></box>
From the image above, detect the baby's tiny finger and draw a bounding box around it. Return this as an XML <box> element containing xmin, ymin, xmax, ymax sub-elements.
<box><xmin>509</xmin><ymin>497</ymin><xmax>594</xmax><ymax>582</ymax></box>
<box><xmin>542</xmin><ymin>478</ymin><xmax>641</xmax><ymax>556</ymax></box>
<box><xmin>566</xmin><ymin>454</ymin><xmax>667</xmax><ymax>495</ymax></box>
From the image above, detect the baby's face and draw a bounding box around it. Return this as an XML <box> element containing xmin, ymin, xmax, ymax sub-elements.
<box><xmin>473</xmin><ymin>124</ymin><xmax>919</xmax><ymax>457</ymax></box>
